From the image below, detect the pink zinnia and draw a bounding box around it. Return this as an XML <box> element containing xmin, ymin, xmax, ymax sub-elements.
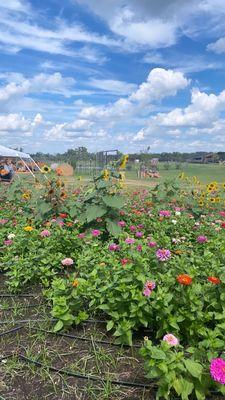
<box><xmin>148</xmin><ymin>241</ymin><xmax>157</xmax><ymax>247</ymax></box>
<box><xmin>135</xmin><ymin>231</ymin><xmax>143</xmax><ymax>237</ymax></box>
<box><xmin>108</xmin><ymin>243</ymin><xmax>120</xmax><ymax>251</ymax></box>
<box><xmin>197</xmin><ymin>235</ymin><xmax>208</xmax><ymax>243</ymax></box>
<box><xmin>121</xmin><ymin>258</ymin><xmax>130</xmax><ymax>265</ymax></box>
<box><xmin>4</xmin><ymin>239</ymin><xmax>13</xmax><ymax>246</ymax></box>
<box><xmin>159</xmin><ymin>210</ymin><xmax>171</xmax><ymax>217</ymax></box>
<box><xmin>143</xmin><ymin>281</ymin><xmax>156</xmax><ymax>297</ymax></box>
<box><xmin>78</xmin><ymin>233</ymin><xmax>85</xmax><ymax>238</ymax></box>
<box><xmin>156</xmin><ymin>249</ymin><xmax>171</xmax><ymax>261</ymax></box>
<box><xmin>163</xmin><ymin>334</ymin><xmax>179</xmax><ymax>346</ymax></box>
<box><xmin>125</xmin><ymin>238</ymin><xmax>135</xmax><ymax>244</ymax></box>
<box><xmin>210</xmin><ymin>358</ymin><xmax>225</xmax><ymax>385</ymax></box>
<box><xmin>118</xmin><ymin>221</ymin><xmax>126</xmax><ymax>227</ymax></box>
<box><xmin>219</xmin><ymin>211</ymin><xmax>225</xmax><ymax>217</ymax></box>
<box><xmin>40</xmin><ymin>229</ymin><xmax>51</xmax><ymax>237</ymax></box>
<box><xmin>91</xmin><ymin>229</ymin><xmax>101</xmax><ymax>237</ymax></box>
<box><xmin>129</xmin><ymin>225</ymin><xmax>136</xmax><ymax>232</ymax></box>
<box><xmin>61</xmin><ymin>258</ymin><xmax>74</xmax><ymax>266</ymax></box>
<box><xmin>136</xmin><ymin>244</ymin><xmax>142</xmax><ymax>252</ymax></box>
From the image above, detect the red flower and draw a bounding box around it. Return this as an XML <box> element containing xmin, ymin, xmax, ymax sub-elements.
<box><xmin>207</xmin><ymin>276</ymin><xmax>221</xmax><ymax>285</ymax></box>
<box><xmin>59</xmin><ymin>213</ymin><xmax>67</xmax><ymax>218</ymax></box>
<box><xmin>121</xmin><ymin>258</ymin><xmax>130</xmax><ymax>266</ymax></box>
<box><xmin>221</xmin><ymin>222</ymin><xmax>225</xmax><ymax>228</ymax></box>
<box><xmin>177</xmin><ymin>274</ymin><xmax>192</xmax><ymax>286</ymax></box>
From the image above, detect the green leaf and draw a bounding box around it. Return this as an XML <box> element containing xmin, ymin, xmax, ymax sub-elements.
<box><xmin>86</xmin><ymin>205</ymin><xmax>107</xmax><ymax>223</ymax></box>
<box><xmin>102</xmin><ymin>195</ymin><xmax>124</xmax><ymax>209</ymax></box>
<box><xmin>53</xmin><ymin>320</ymin><xmax>64</xmax><ymax>332</ymax></box>
<box><xmin>181</xmin><ymin>379</ymin><xmax>194</xmax><ymax>400</ymax></box>
<box><xmin>106</xmin><ymin>220</ymin><xmax>122</xmax><ymax>237</ymax></box>
<box><xmin>106</xmin><ymin>320</ymin><xmax>114</xmax><ymax>331</ymax></box>
<box><xmin>150</xmin><ymin>348</ymin><xmax>166</xmax><ymax>360</ymax></box>
<box><xmin>184</xmin><ymin>359</ymin><xmax>203</xmax><ymax>378</ymax></box>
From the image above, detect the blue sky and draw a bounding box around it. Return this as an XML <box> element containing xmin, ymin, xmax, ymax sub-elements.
<box><xmin>1</xmin><ymin>0</ymin><xmax>225</xmax><ymax>154</ymax></box>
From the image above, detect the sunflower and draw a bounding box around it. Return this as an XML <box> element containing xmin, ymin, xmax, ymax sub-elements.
<box><xmin>198</xmin><ymin>200</ymin><xmax>204</xmax><ymax>207</ymax></box>
<box><xmin>60</xmin><ymin>191</ymin><xmax>68</xmax><ymax>199</ymax></box>
<box><xmin>119</xmin><ymin>155</ymin><xmax>129</xmax><ymax>169</ymax></box>
<box><xmin>103</xmin><ymin>169</ymin><xmax>110</xmax><ymax>181</ymax></box>
<box><xmin>23</xmin><ymin>226</ymin><xmax>33</xmax><ymax>232</ymax></box>
<box><xmin>215</xmin><ymin>197</ymin><xmax>221</xmax><ymax>203</ymax></box>
<box><xmin>209</xmin><ymin>198</ymin><xmax>216</xmax><ymax>203</ymax></box>
<box><xmin>222</xmin><ymin>182</ymin><xmax>225</xmax><ymax>189</ymax></box>
<box><xmin>41</xmin><ymin>165</ymin><xmax>51</xmax><ymax>173</ymax></box>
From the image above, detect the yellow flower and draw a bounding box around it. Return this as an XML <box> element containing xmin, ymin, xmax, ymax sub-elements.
<box><xmin>179</xmin><ymin>172</ymin><xmax>185</xmax><ymax>180</ymax></box>
<box><xmin>209</xmin><ymin>198</ymin><xmax>216</xmax><ymax>203</ymax></box>
<box><xmin>198</xmin><ymin>200</ymin><xmax>204</xmax><ymax>207</ymax></box>
<box><xmin>103</xmin><ymin>169</ymin><xmax>110</xmax><ymax>181</ymax></box>
<box><xmin>72</xmin><ymin>279</ymin><xmax>79</xmax><ymax>288</ymax></box>
<box><xmin>41</xmin><ymin>165</ymin><xmax>51</xmax><ymax>173</ymax></box>
<box><xmin>215</xmin><ymin>197</ymin><xmax>221</xmax><ymax>203</ymax></box>
<box><xmin>222</xmin><ymin>182</ymin><xmax>225</xmax><ymax>189</ymax></box>
<box><xmin>119</xmin><ymin>154</ymin><xmax>129</xmax><ymax>169</ymax></box>
<box><xmin>22</xmin><ymin>193</ymin><xmax>30</xmax><ymax>200</ymax></box>
<box><xmin>24</xmin><ymin>226</ymin><xmax>33</xmax><ymax>232</ymax></box>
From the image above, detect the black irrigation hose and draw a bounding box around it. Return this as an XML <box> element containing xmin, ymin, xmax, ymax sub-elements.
<box><xmin>0</xmin><ymin>326</ymin><xmax>23</xmax><ymax>337</ymax></box>
<box><xmin>30</xmin><ymin>327</ymin><xmax>142</xmax><ymax>349</ymax></box>
<box><xmin>18</xmin><ymin>354</ymin><xmax>154</xmax><ymax>389</ymax></box>
<box><xmin>0</xmin><ymin>318</ymin><xmax>57</xmax><ymax>325</ymax></box>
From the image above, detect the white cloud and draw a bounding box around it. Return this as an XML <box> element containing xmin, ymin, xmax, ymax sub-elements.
<box><xmin>154</xmin><ymin>88</ymin><xmax>225</xmax><ymax>127</ymax></box>
<box><xmin>0</xmin><ymin>72</ymin><xmax>76</xmax><ymax>108</ymax></box>
<box><xmin>88</xmin><ymin>79</ymin><xmax>137</xmax><ymax>95</ymax></box>
<box><xmin>207</xmin><ymin>37</ymin><xmax>225</xmax><ymax>54</ymax></box>
<box><xmin>0</xmin><ymin>113</ymin><xmax>42</xmax><ymax>135</ymax></box>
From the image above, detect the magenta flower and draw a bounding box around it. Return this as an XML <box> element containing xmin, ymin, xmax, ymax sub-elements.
<box><xmin>159</xmin><ymin>210</ymin><xmax>171</xmax><ymax>217</ymax></box>
<box><xmin>210</xmin><ymin>358</ymin><xmax>225</xmax><ymax>385</ymax></box>
<box><xmin>108</xmin><ymin>243</ymin><xmax>120</xmax><ymax>251</ymax></box>
<box><xmin>129</xmin><ymin>225</ymin><xmax>136</xmax><ymax>232</ymax></box>
<box><xmin>148</xmin><ymin>241</ymin><xmax>157</xmax><ymax>247</ymax></box>
<box><xmin>138</xmin><ymin>224</ymin><xmax>144</xmax><ymax>229</ymax></box>
<box><xmin>197</xmin><ymin>235</ymin><xmax>208</xmax><ymax>243</ymax></box>
<box><xmin>136</xmin><ymin>244</ymin><xmax>142</xmax><ymax>252</ymax></box>
<box><xmin>219</xmin><ymin>211</ymin><xmax>225</xmax><ymax>217</ymax></box>
<box><xmin>118</xmin><ymin>221</ymin><xmax>126</xmax><ymax>227</ymax></box>
<box><xmin>4</xmin><ymin>240</ymin><xmax>13</xmax><ymax>246</ymax></box>
<box><xmin>143</xmin><ymin>281</ymin><xmax>156</xmax><ymax>297</ymax></box>
<box><xmin>163</xmin><ymin>334</ymin><xmax>179</xmax><ymax>346</ymax></box>
<box><xmin>156</xmin><ymin>249</ymin><xmax>171</xmax><ymax>261</ymax></box>
<box><xmin>135</xmin><ymin>231</ymin><xmax>143</xmax><ymax>237</ymax></box>
<box><xmin>61</xmin><ymin>258</ymin><xmax>74</xmax><ymax>266</ymax></box>
<box><xmin>125</xmin><ymin>238</ymin><xmax>135</xmax><ymax>244</ymax></box>
<box><xmin>57</xmin><ymin>221</ymin><xmax>64</xmax><ymax>226</ymax></box>
<box><xmin>40</xmin><ymin>229</ymin><xmax>51</xmax><ymax>237</ymax></box>
<box><xmin>78</xmin><ymin>233</ymin><xmax>85</xmax><ymax>239</ymax></box>
<box><xmin>91</xmin><ymin>229</ymin><xmax>101</xmax><ymax>237</ymax></box>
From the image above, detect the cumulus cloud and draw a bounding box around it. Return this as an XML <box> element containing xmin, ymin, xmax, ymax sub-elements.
<box><xmin>0</xmin><ymin>72</ymin><xmax>76</xmax><ymax>108</ymax></box>
<box><xmin>0</xmin><ymin>113</ymin><xmax>42</xmax><ymax>135</ymax></box>
<box><xmin>154</xmin><ymin>88</ymin><xmax>225</xmax><ymax>127</ymax></box>
<box><xmin>207</xmin><ymin>37</ymin><xmax>225</xmax><ymax>54</ymax></box>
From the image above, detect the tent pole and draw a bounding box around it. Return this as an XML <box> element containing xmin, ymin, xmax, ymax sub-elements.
<box><xmin>29</xmin><ymin>157</ymin><xmax>48</xmax><ymax>180</ymax></box>
<box><xmin>19</xmin><ymin>157</ymin><xmax>35</xmax><ymax>178</ymax></box>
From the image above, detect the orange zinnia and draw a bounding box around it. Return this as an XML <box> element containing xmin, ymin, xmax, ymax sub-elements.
<box><xmin>72</xmin><ymin>279</ymin><xmax>79</xmax><ymax>287</ymax></box>
<box><xmin>207</xmin><ymin>276</ymin><xmax>221</xmax><ymax>285</ymax></box>
<box><xmin>177</xmin><ymin>274</ymin><xmax>192</xmax><ymax>285</ymax></box>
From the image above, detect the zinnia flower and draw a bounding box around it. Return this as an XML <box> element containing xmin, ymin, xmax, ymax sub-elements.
<box><xmin>72</xmin><ymin>279</ymin><xmax>79</xmax><ymax>288</ymax></box>
<box><xmin>118</xmin><ymin>221</ymin><xmax>126</xmax><ymax>227</ymax></box>
<box><xmin>24</xmin><ymin>226</ymin><xmax>33</xmax><ymax>232</ymax></box>
<box><xmin>177</xmin><ymin>274</ymin><xmax>192</xmax><ymax>285</ymax></box>
<box><xmin>0</xmin><ymin>219</ymin><xmax>8</xmax><ymax>225</ymax></box>
<box><xmin>163</xmin><ymin>334</ymin><xmax>179</xmax><ymax>346</ymax></box>
<box><xmin>61</xmin><ymin>258</ymin><xmax>74</xmax><ymax>266</ymax></box>
<box><xmin>159</xmin><ymin>210</ymin><xmax>171</xmax><ymax>217</ymax></box>
<box><xmin>108</xmin><ymin>243</ymin><xmax>120</xmax><ymax>251</ymax></box>
<box><xmin>59</xmin><ymin>213</ymin><xmax>67</xmax><ymax>218</ymax></box>
<box><xmin>136</xmin><ymin>244</ymin><xmax>142</xmax><ymax>252</ymax></box>
<box><xmin>135</xmin><ymin>231</ymin><xmax>143</xmax><ymax>237</ymax></box>
<box><xmin>143</xmin><ymin>280</ymin><xmax>156</xmax><ymax>297</ymax></box>
<box><xmin>40</xmin><ymin>229</ymin><xmax>51</xmax><ymax>237</ymax></box>
<box><xmin>148</xmin><ymin>241</ymin><xmax>157</xmax><ymax>247</ymax></box>
<box><xmin>156</xmin><ymin>249</ymin><xmax>171</xmax><ymax>261</ymax></box>
<box><xmin>197</xmin><ymin>235</ymin><xmax>208</xmax><ymax>243</ymax></box>
<box><xmin>121</xmin><ymin>258</ymin><xmax>130</xmax><ymax>265</ymax></box>
<box><xmin>210</xmin><ymin>358</ymin><xmax>225</xmax><ymax>385</ymax></box>
<box><xmin>207</xmin><ymin>276</ymin><xmax>221</xmax><ymax>285</ymax></box>
<box><xmin>91</xmin><ymin>229</ymin><xmax>101</xmax><ymax>237</ymax></box>
<box><xmin>129</xmin><ymin>225</ymin><xmax>136</xmax><ymax>232</ymax></box>
<box><xmin>4</xmin><ymin>240</ymin><xmax>13</xmax><ymax>246</ymax></box>
<box><xmin>7</xmin><ymin>233</ymin><xmax>15</xmax><ymax>239</ymax></box>
<box><xmin>78</xmin><ymin>233</ymin><xmax>85</xmax><ymax>239</ymax></box>
<box><xmin>125</xmin><ymin>238</ymin><xmax>135</xmax><ymax>244</ymax></box>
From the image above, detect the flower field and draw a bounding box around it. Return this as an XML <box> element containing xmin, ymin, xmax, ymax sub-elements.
<box><xmin>1</xmin><ymin>167</ymin><xmax>225</xmax><ymax>399</ymax></box>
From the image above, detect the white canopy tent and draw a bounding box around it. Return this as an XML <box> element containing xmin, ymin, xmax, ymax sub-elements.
<box><xmin>0</xmin><ymin>145</ymin><xmax>44</xmax><ymax>179</ymax></box>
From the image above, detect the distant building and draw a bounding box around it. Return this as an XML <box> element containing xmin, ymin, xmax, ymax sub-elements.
<box><xmin>190</xmin><ymin>152</ymin><xmax>219</xmax><ymax>164</ymax></box>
